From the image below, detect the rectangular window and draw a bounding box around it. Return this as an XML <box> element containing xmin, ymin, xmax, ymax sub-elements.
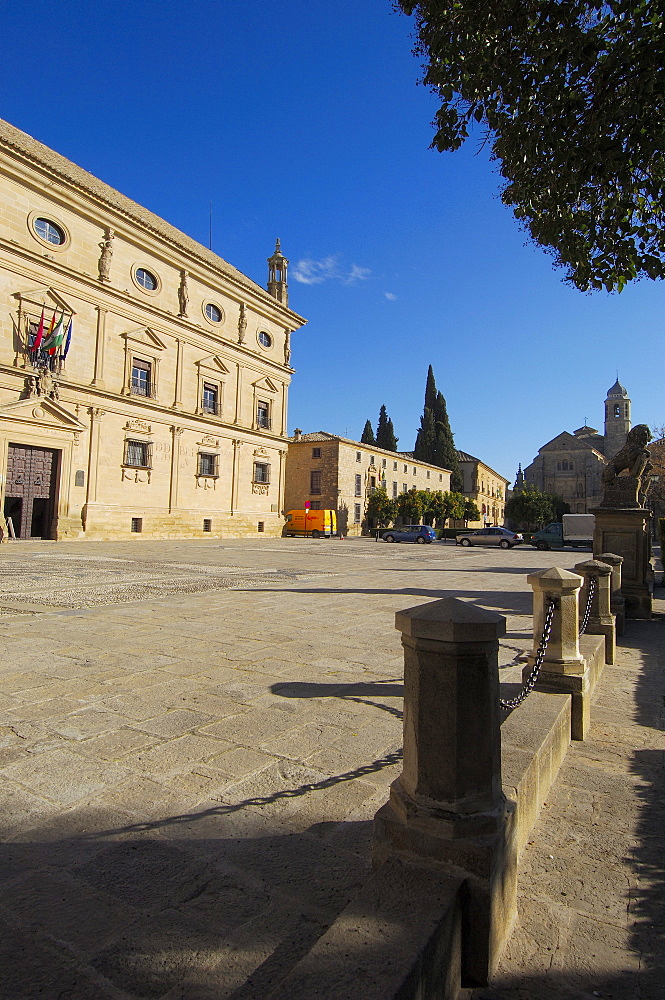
<box><xmin>370</xmin><ymin>455</ymin><xmax>375</xmax><ymax>465</ymax></box>
<box><xmin>369</xmin><ymin>475</ymin><xmax>376</xmax><ymax>489</ymax></box>
<box><xmin>257</xmin><ymin>521</ymin><xmax>265</xmax><ymax>532</ymax></box>
<box><xmin>256</xmin><ymin>400</ymin><xmax>270</xmax><ymax>429</ymax></box>
<box><xmin>131</xmin><ymin>358</ymin><xmax>152</xmax><ymax>397</ymax></box>
<box><xmin>355</xmin><ymin>474</ymin><xmax>362</xmax><ymax>497</ymax></box>
<box><xmin>309</xmin><ymin>500</ymin><xmax>321</xmax><ymax>510</ymax></box>
<box><xmin>382</xmin><ymin>458</ymin><xmax>387</xmax><ymax>469</ymax></box>
<box><xmin>393</xmin><ymin>461</ymin><xmax>397</xmax><ymax>471</ymax></box>
<box><xmin>426</xmin><ymin>470</ymin><xmax>430</xmax><ymax>479</ymax></box>
<box><xmin>402</xmin><ymin>483</ymin><xmax>408</xmax><ymax>493</ymax></box>
<box><xmin>392</xmin><ymin>481</ymin><xmax>397</xmax><ymax>498</ymax></box>
<box><xmin>356</xmin><ymin>452</ymin><xmax>361</xmax><ymax>462</ymax></box>
<box><xmin>254</xmin><ymin>461</ymin><xmax>270</xmax><ymax>483</ymax></box>
<box><xmin>354</xmin><ymin>503</ymin><xmax>361</xmax><ymax>523</ymax></box>
<box><xmin>203</xmin><ymin>518</ymin><xmax>212</xmax><ymax>532</ymax></box>
<box><xmin>124</xmin><ymin>439</ymin><xmax>151</xmax><ymax>468</ymax></box>
<box><xmin>130</xmin><ymin>517</ymin><xmax>142</xmax><ymax>533</ymax></box>
<box><xmin>413</xmin><ymin>467</ymin><xmax>417</xmax><ymax>475</ymax></box>
<box><xmin>202</xmin><ymin>382</ymin><xmax>219</xmax><ymax>415</ymax></box>
<box><xmin>310</xmin><ymin>470</ymin><xmax>322</xmax><ymax>494</ymax></box>
<box><xmin>312</xmin><ymin>447</ymin><xmax>321</xmax><ymax>458</ymax></box>
<box><xmin>403</xmin><ymin>464</ymin><xmax>407</xmax><ymax>474</ymax></box>
<box><xmin>439</xmin><ymin>474</ymin><xmax>443</xmax><ymax>482</ymax></box>
<box><xmin>198</xmin><ymin>452</ymin><xmax>218</xmax><ymax>477</ymax></box>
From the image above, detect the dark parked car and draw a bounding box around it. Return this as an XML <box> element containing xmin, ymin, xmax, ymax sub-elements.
<box><xmin>383</xmin><ymin>524</ymin><xmax>436</xmax><ymax>544</ymax></box>
<box><xmin>456</xmin><ymin>527</ymin><xmax>523</xmax><ymax>549</ymax></box>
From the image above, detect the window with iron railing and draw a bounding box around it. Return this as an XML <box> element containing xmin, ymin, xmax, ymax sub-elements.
<box><xmin>198</xmin><ymin>452</ymin><xmax>218</xmax><ymax>477</ymax></box>
<box><xmin>202</xmin><ymin>383</ymin><xmax>219</xmax><ymax>415</ymax></box>
<box><xmin>124</xmin><ymin>439</ymin><xmax>152</xmax><ymax>468</ymax></box>
<box><xmin>310</xmin><ymin>470</ymin><xmax>322</xmax><ymax>494</ymax></box>
<box><xmin>131</xmin><ymin>358</ymin><xmax>152</xmax><ymax>397</ymax></box>
<box><xmin>256</xmin><ymin>401</ymin><xmax>271</xmax><ymax>429</ymax></box>
<box><xmin>355</xmin><ymin>474</ymin><xmax>362</xmax><ymax>497</ymax></box>
<box><xmin>253</xmin><ymin>462</ymin><xmax>270</xmax><ymax>484</ymax></box>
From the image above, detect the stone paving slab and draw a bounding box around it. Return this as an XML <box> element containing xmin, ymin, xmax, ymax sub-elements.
<box><xmin>0</xmin><ymin>535</ymin><xmax>649</xmax><ymax>999</ymax></box>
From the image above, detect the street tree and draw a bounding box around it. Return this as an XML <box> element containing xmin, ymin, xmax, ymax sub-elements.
<box><xmin>365</xmin><ymin>486</ymin><xmax>396</xmax><ymax>526</ymax></box>
<box><xmin>361</xmin><ymin>419</ymin><xmax>376</xmax><ymax>445</ymax></box>
<box><xmin>395</xmin><ymin>488</ymin><xmax>425</xmax><ymax>524</ymax></box>
<box><xmin>505</xmin><ymin>484</ymin><xmax>556</xmax><ymax>529</ymax></box>
<box><xmin>376</xmin><ymin>404</ymin><xmax>399</xmax><ymax>451</ymax></box>
<box><xmin>399</xmin><ymin>1</ymin><xmax>665</xmax><ymax>292</ymax></box>
<box><xmin>463</xmin><ymin>499</ymin><xmax>481</xmax><ymax>525</ymax></box>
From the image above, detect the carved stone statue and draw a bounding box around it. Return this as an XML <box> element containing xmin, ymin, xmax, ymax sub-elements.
<box><xmin>178</xmin><ymin>271</ymin><xmax>189</xmax><ymax>317</ymax></box>
<box><xmin>284</xmin><ymin>330</ymin><xmax>291</xmax><ymax>366</ymax></box>
<box><xmin>26</xmin><ymin>375</ymin><xmax>38</xmax><ymax>398</ymax></box>
<box><xmin>238</xmin><ymin>303</ymin><xmax>247</xmax><ymax>344</ymax></box>
<box><xmin>98</xmin><ymin>229</ymin><xmax>114</xmax><ymax>282</ymax></box>
<box><xmin>601</xmin><ymin>424</ymin><xmax>652</xmax><ymax>508</ymax></box>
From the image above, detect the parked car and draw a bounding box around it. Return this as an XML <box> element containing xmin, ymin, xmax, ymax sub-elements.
<box><xmin>382</xmin><ymin>524</ymin><xmax>436</xmax><ymax>544</ymax></box>
<box><xmin>456</xmin><ymin>527</ymin><xmax>523</xmax><ymax>549</ymax></box>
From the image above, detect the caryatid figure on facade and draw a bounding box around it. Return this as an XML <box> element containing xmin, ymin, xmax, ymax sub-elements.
<box><xmin>238</xmin><ymin>303</ymin><xmax>247</xmax><ymax>344</ymax></box>
<box><xmin>98</xmin><ymin>228</ymin><xmax>114</xmax><ymax>282</ymax></box>
<box><xmin>178</xmin><ymin>271</ymin><xmax>189</xmax><ymax>317</ymax></box>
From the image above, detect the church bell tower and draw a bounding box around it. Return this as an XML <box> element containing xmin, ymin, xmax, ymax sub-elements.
<box><xmin>267</xmin><ymin>238</ymin><xmax>288</xmax><ymax>306</ymax></box>
<box><xmin>604</xmin><ymin>378</ymin><xmax>631</xmax><ymax>459</ymax></box>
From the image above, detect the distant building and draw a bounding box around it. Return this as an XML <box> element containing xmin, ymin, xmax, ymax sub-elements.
<box><xmin>284</xmin><ymin>432</ymin><xmax>451</xmax><ymax>536</ymax></box>
<box><xmin>521</xmin><ymin>380</ymin><xmax>632</xmax><ymax>513</ymax></box>
<box><xmin>456</xmin><ymin>451</ymin><xmax>509</xmax><ymax>527</ymax></box>
<box><xmin>0</xmin><ymin>118</ymin><xmax>305</xmax><ymax>540</ymax></box>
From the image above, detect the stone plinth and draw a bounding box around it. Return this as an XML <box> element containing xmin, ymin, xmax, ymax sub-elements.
<box><xmin>593</xmin><ymin>507</ymin><xmax>653</xmax><ymax>618</ymax></box>
<box><xmin>523</xmin><ymin>567</ymin><xmax>600</xmax><ymax>740</ymax></box>
<box><xmin>596</xmin><ymin>551</ymin><xmax>625</xmax><ymax>635</ymax></box>
<box><xmin>574</xmin><ymin>559</ymin><xmax>616</xmax><ymax>664</ymax></box>
<box><xmin>373</xmin><ymin>597</ymin><xmax>515</xmax><ymax>987</ymax></box>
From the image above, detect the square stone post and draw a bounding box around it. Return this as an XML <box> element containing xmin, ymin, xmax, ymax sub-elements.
<box><xmin>523</xmin><ymin>567</ymin><xmax>592</xmax><ymax>740</ymax></box>
<box><xmin>593</xmin><ymin>507</ymin><xmax>653</xmax><ymax>618</ymax></box>
<box><xmin>596</xmin><ymin>552</ymin><xmax>625</xmax><ymax>635</ymax></box>
<box><xmin>574</xmin><ymin>559</ymin><xmax>616</xmax><ymax>665</ymax></box>
<box><xmin>373</xmin><ymin>597</ymin><xmax>514</xmax><ymax>987</ymax></box>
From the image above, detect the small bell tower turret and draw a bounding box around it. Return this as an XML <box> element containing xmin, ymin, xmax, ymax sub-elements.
<box><xmin>604</xmin><ymin>378</ymin><xmax>631</xmax><ymax>458</ymax></box>
<box><xmin>267</xmin><ymin>238</ymin><xmax>289</xmax><ymax>306</ymax></box>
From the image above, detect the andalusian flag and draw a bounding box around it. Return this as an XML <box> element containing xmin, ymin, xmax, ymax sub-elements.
<box><xmin>31</xmin><ymin>308</ymin><xmax>45</xmax><ymax>352</ymax></box>
<box><xmin>43</xmin><ymin>313</ymin><xmax>65</xmax><ymax>355</ymax></box>
<box><xmin>62</xmin><ymin>318</ymin><xmax>72</xmax><ymax>359</ymax></box>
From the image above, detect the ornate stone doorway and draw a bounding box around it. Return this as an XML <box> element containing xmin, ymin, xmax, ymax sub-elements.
<box><xmin>3</xmin><ymin>444</ymin><xmax>59</xmax><ymax>539</ymax></box>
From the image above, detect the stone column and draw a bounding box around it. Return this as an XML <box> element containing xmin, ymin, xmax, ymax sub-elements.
<box><xmin>523</xmin><ymin>567</ymin><xmax>592</xmax><ymax>739</ymax></box>
<box><xmin>169</xmin><ymin>426</ymin><xmax>184</xmax><ymax>513</ymax></box>
<box><xmin>574</xmin><ymin>559</ymin><xmax>615</xmax><ymax>665</ymax></box>
<box><xmin>82</xmin><ymin>407</ymin><xmax>105</xmax><ymax>530</ymax></box>
<box><xmin>173</xmin><ymin>339</ymin><xmax>184</xmax><ymax>410</ymax></box>
<box><xmin>231</xmin><ymin>439</ymin><xmax>242</xmax><ymax>514</ymax></box>
<box><xmin>596</xmin><ymin>552</ymin><xmax>625</xmax><ymax>635</ymax></box>
<box><xmin>92</xmin><ymin>307</ymin><xmax>107</xmax><ymax>387</ymax></box>
<box><xmin>373</xmin><ymin>597</ymin><xmax>514</xmax><ymax>986</ymax></box>
<box><xmin>593</xmin><ymin>507</ymin><xmax>653</xmax><ymax>618</ymax></box>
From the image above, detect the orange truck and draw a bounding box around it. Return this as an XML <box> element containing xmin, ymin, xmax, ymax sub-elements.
<box><xmin>284</xmin><ymin>509</ymin><xmax>337</xmax><ymax>538</ymax></box>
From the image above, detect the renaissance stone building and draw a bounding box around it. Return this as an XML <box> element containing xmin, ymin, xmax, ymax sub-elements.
<box><xmin>521</xmin><ymin>380</ymin><xmax>632</xmax><ymax>513</ymax></box>
<box><xmin>284</xmin><ymin>432</ymin><xmax>452</xmax><ymax>536</ymax></box>
<box><xmin>456</xmin><ymin>451</ymin><xmax>509</xmax><ymax>527</ymax></box>
<box><xmin>0</xmin><ymin>118</ymin><xmax>305</xmax><ymax>540</ymax></box>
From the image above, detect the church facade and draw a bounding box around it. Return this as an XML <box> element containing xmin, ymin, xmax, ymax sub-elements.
<box><xmin>0</xmin><ymin>119</ymin><xmax>305</xmax><ymax>540</ymax></box>
<box><xmin>520</xmin><ymin>380</ymin><xmax>632</xmax><ymax>513</ymax></box>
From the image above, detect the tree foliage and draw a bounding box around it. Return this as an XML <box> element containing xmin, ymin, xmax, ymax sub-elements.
<box><xmin>463</xmin><ymin>499</ymin><xmax>481</xmax><ymax>524</ymax></box>
<box><xmin>399</xmin><ymin>1</ymin><xmax>665</xmax><ymax>292</ymax></box>
<box><xmin>414</xmin><ymin>366</ymin><xmax>463</xmax><ymax>490</ymax></box>
<box><xmin>376</xmin><ymin>404</ymin><xmax>399</xmax><ymax>451</ymax></box>
<box><xmin>505</xmin><ymin>484</ymin><xmax>556</xmax><ymax>528</ymax></box>
<box><xmin>365</xmin><ymin>486</ymin><xmax>396</xmax><ymax>526</ymax></box>
<box><xmin>361</xmin><ymin>419</ymin><xmax>376</xmax><ymax>445</ymax></box>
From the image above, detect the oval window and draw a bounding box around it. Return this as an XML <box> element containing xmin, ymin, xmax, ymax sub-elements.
<box><xmin>258</xmin><ymin>331</ymin><xmax>272</xmax><ymax>348</ymax></box>
<box><xmin>205</xmin><ymin>302</ymin><xmax>222</xmax><ymax>323</ymax></box>
<box><xmin>34</xmin><ymin>217</ymin><xmax>65</xmax><ymax>245</ymax></box>
<box><xmin>135</xmin><ymin>267</ymin><xmax>158</xmax><ymax>291</ymax></box>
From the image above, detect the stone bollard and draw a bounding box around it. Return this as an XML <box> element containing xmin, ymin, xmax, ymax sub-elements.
<box><xmin>373</xmin><ymin>597</ymin><xmax>515</xmax><ymax>987</ymax></box>
<box><xmin>523</xmin><ymin>567</ymin><xmax>592</xmax><ymax>740</ymax></box>
<box><xmin>596</xmin><ymin>552</ymin><xmax>625</xmax><ymax>635</ymax></box>
<box><xmin>575</xmin><ymin>559</ymin><xmax>616</xmax><ymax>665</ymax></box>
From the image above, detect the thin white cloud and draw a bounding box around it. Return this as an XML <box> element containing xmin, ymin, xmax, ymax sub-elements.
<box><xmin>384</xmin><ymin>291</ymin><xmax>397</xmax><ymax>301</ymax></box>
<box><xmin>292</xmin><ymin>255</ymin><xmax>372</xmax><ymax>286</ymax></box>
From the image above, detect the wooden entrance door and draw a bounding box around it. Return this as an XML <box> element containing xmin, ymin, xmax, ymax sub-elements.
<box><xmin>4</xmin><ymin>444</ymin><xmax>59</xmax><ymax>539</ymax></box>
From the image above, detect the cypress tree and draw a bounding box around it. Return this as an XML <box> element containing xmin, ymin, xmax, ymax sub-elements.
<box><xmin>361</xmin><ymin>419</ymin><xmax>376</xmax><ymax>445</ymax></box>
<box><xmin>432</xmin><ymin>390</ymin><xmax>463</xmax><ymax>492</ymax></box>
<box><xmin>376</xmin><ymin>404</ymin><xmax>398</xmax><ymax>451</ymax></box>
<box><xmin>414</xmin><ymin>365</ymin><xmax>437</xmax><ymax>463</ymax></box>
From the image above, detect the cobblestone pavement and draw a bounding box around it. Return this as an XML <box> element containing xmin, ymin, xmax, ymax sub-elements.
<box><xmin>0</xmin><ymin>537</ymin><xmax>660</xmax><ymax>999</ymax></box>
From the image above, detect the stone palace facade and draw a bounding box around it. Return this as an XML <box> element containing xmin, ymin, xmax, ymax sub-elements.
<box><xmin>0</xmin><ymin>118</ymin><xmax>305</xmax><ymax>540</ymax></box>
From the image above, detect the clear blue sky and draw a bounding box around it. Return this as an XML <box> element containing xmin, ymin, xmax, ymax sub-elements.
<box><xmin>2</xmin><ymin>0</ymin><xmax>662</xmax><ymax>482</ymax></box>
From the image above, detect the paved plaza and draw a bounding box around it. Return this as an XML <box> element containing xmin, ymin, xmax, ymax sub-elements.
<box><xmin>0</xmin><ymin>536</ymin><xmax>662</xmax><ymax>998</ymax></box>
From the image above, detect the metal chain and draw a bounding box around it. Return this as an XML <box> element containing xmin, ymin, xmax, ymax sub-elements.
<box><xmin>499</xmin><ymin>598</ymin><xmax>555</xmax><ymax>711</ymax></box>
<box><xmin>579</xmin><ymin>576</ymin><xmax>596</xmax><ymax>636</ymax></box>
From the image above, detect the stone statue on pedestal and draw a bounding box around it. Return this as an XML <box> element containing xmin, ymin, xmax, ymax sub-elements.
<box><xmin>601</xmin><ymin>424</ymin><xmax>652</xmax><ymax>508</ymax></box>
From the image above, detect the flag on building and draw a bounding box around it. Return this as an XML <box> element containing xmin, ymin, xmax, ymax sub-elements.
<box><xmin>31</xmin><ymin>308</ymin><xmax>45</xmax><ymax>352</ymax></box>
<box><xmin>43</xmin><ymin>313</ymin><xmax>65</xmax><ymax>355</ymax></box>
<box><xmin>62</xmin><ymin>318</ymin><xmax>72</xmax><ymax>359</ymax></box>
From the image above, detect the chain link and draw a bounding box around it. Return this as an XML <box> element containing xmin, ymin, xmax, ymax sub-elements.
<box><xmin>579</xmin><ymin>575</ymin><xmax>596</xmax><ymax>636</ymax></box>
<box><xmin>500</xmin><ymin>598</ymin><xmax>555</xmax><ymax>711</ymax></box>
